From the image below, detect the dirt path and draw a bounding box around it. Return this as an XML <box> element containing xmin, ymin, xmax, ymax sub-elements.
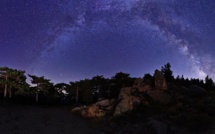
<box><xmin>0</xmin><ymin>104</ymin><xmax>99</xmax><ymax>134</ymax></box>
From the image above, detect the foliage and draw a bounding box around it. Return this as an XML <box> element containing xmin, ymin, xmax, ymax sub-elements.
<box><xmin>28</xmin><ymin>74</ymin><xmax>54</xmax><ymax>103</ymax></box>
<box><xmin>111</xmin><ymin>72</ymin><xmax>134</xmax><ymax>97</ymax></box>
<box><xmin>161</xmin><ymin>63</ymin><xmax>174</xmax><ymax>82</ymax></box>
<box><xmin>205</xmin><ymin>75</ymin><xmax>215</xmax><ymax>90</ymax></box>
<box><xmin>0</xmin><ymin>67</ymin><xmax>29</xmax><ymax>98</ymax></box>
<box><xmin>0</xmin><ymin>63</ymin><xmax>215</xmax><ymax>104</ymax></box>
<box><xmin>28</xmin><ymin>74</ymin><xmax>53</xmax><ymax>95</ymax></box>
<box><xmin>143</xmin><ymin>73</ymin><xmax>154</xmax><ymax>86</ymax></box>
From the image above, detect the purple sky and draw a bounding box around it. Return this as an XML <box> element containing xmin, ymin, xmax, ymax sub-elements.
<box><xmin>1</xmin><ymin>0</ymin><xmax>215</xmax><ymax>84</ymax></box>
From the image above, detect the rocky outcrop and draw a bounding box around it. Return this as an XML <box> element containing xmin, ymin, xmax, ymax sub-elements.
<box><xmin>95</xmin><ymin>99</ymin><xmax>110</xmax><ymax>107</ymax></box>
<box><xmin>72</xmin><ymin>104</ymin><xmax>106</xmax><ymax>118</ymax></box>
<box><xmin>81</xmin><ymin>105</ymin><xmax>100</xmax><ymax>118</ymax></box>
<box><xmin>147</xmin><ymin>89</ymin><xmax>171</xmax><ymax>104</ymax></box>
<box><xmin>114</xmin><ymin>87</ymin><xmax>135</xmax><ymax>116</ymax></box>
<box><xmin>72</xmin><ymin>76</ymin><xmax>171</xmax><ymax>118</ymax></box>
<box><xmin>138</xmin><ymin>84</ymin><xmax>152</xmax><ymax>93</ymax></box>
<box><xmin>71</xmin><ymin>99</ymin><xmax>117</xmax><ymax>118</ymax></box>
<box><xmin>114</xmin><ymin>76</ymin><xmax>171</xmax><ymax>116</ymax></box>
<box><xmin>133</xmin><ymin>78</ymin><xmax>152</xmax><ymax>92</ymax></box>
<box><xmin>70</xmin><ymin>75</ymin><xmax>215</xmax><ymax>133</ymax></box>
<box><xmin>133</xmin><ymin>78</ymin><xmax>145</xmax><ymax>88</ymax></box>
<box><xmin>154</xmin><ymin>70</ymin><xmax>168</xmax><ymax>91</ymax></box>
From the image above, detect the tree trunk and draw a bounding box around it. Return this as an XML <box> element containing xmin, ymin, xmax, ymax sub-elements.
<box><xmin>36</xmin><ymin>93</ymin><xmax>39</xmax><ymax>103</ymax></box>
<box><xmin>4</xmin><ymin>75</ymin><xmax>8</xmax><ymax>98</ymax></box>
<box><xmin>36</xmin><ymin>84</ymin><xmax>39</xmax><ymax>103</ymax></box>
<box><xmin>4</xmin><ymin>84</ymin><xmax>7</xmax><ymax>98</ymax></box>
<box><xmin>9</xmin><ymin>86</ymin><xmax>12</xmax><ymax>99</ymax></box>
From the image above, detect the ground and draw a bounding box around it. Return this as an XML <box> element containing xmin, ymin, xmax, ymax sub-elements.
<box><xmin>0</xmin><ymin>103</ymin><xmax>98</xmax><ymax>134</ymax></box>
<box><xmin>1</xmin><ymin>91</ymin><xmax>215</xmax><ymax>134</ymax></box>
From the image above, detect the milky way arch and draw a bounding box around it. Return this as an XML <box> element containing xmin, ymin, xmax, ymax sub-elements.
<box><xmin>31</xmin><ymin>0</ymin><xmax>215</xmax><ymax>82</ymax></box>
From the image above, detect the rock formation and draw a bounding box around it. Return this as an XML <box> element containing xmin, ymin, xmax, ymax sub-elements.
<box><xmin>114</xmin><ymin>87</ymin><xmax>135</xmax><ymax>116</ymax></box>
<box><xmin>72</xmin><ymin>75</ymin><xmax>171</xmax><ymax>118</ymax></box>
<box><xmin>71</xmin><ymin>99</ymin><xmax>117</xmax><ymax>118</ymax></box>
<box><xmin>133</xmin><ymin>78</ymin><xmax>145</xmax><ymax>88</ymax></box>
<box><xmin>154</xmin><ymin>70</ymin><xmax>168</xmax><ymax>91</ymax></box>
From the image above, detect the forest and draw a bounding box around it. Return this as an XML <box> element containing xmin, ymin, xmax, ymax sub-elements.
<box><xmin>0</xmin><ymin>63</ymin><xmax>214</xmax><ymax>105</ymax></box>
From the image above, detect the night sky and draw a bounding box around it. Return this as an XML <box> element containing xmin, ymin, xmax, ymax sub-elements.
<box><xmin>1</xmin><ymin>0</ymin><xmax>215</xmax><ymax>84</ymax></box>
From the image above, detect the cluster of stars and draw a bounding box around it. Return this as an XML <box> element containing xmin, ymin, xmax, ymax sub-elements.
<box><xmin>0</xmin><ymin>0</ymin><xmax>215</xmax><ymax>83</ymax></box>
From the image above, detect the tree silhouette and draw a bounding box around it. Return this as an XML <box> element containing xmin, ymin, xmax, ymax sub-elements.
<box><xmin>112</xmin><ymin>72</ymin><xmax>132</xmax><ymax>87</ymax></box>
<box><xmin>111</xmin><ymin>72</ymin><xmax>133</xmax><ymax>97</ymax></box>
<box><xmin>28</xmin><ymin>75</ymin><xmax>53</xmax><ymax>103</ymax></box>
<box><xmin>92</xmin><ymin>75</ymin><xmax>106</xmax><ymax>100</ymax></box>
<box><xmin>54</xmin><ymin>83</ymin><xmax>69</xmax><ymax>96</ymax></box>
<box><xmin>9</xmin><ymin>69</ymin><xmax>29</xmax><ymax>99</ymax></box>
<box><xmin>0</xmin><ymin>67</ymin><xmax>11</xmax><ymax>98</ymax></box>
<box><xmin>68</xmin><ymin>81</ymin><xmax>79</xmax><ymax>104</ymax></box>
<box><xmin>53</xmin><ymin>83</ymin><xmax>71</xmax><ymax>104</ymax></box>
<box><xmin>143</xmin><ymin>73</ymin><xmax>154</xmax><ymax>86</ymax></box>
<box><xmin>205</xmin><ymin>75</ymin><xmax>215</xmax><ymax>90</ymax></box>
<box><xmin>0</xmin><ymin>67</ymin><xmax>28</xmax><ymax>99</ymax></box>
<box><xmin>161</xmin><ymin>63</ymin><xmax>174</xmax><ymax>82</ymax></box>
<box><xmin>77</xmin><ymin>79</ymin><xmax>93</xmax><ymax>104</ymax></box>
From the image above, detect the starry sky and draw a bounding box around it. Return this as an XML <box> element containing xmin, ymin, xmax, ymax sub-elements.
<box><xmin>1</xmin><ymin>0</ymin><xmax>215</xmax><ymax>84</ymax></box>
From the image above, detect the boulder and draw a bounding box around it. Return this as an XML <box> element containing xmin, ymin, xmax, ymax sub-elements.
<box><xmin>72</xmin><ymin>98</ymin><xmax>118</xmax><ymax>118</ymax></box>
<box><xmin>96</xmin><ymin>99</ymin><xmax>116</xmax><ymax>115</ymax></box>
<box><xmin>95</xmin><ymin>99</ymin><xmax>110</xmax><ymax>107</ymax></box>
<box><xmin>138</xmin><ymin>85</ymin><xmax>152</xmax><ymax>93</ymax></box>
<box><xmin>81</xmin><ymin>105</ymin><xmax>99</xmax><ymax>118</ymax></box>
<box><xmin>154</xmin><ymin>70</ymin><xmax>168</xmax><ymax>91</ymax></box>
<box><xmin>104</xmin><ymin>99</ymin><xmax>117</xmax><ymax>111</ymax></box>
<box><xmin>71</xmin><ymin>107</ymin><xmax>82</xmax><ymax>113</ymax></box>
<box><xmin>133</xmin><ymin>78</ymin><xmax>145</xmax><ymax>88</ymax></box>
<box><xmin>71</xmin><ymin>105</ymin><xmax>87</xmax><ymax>113</ymax></box>
<box><xmin>110</xmin><ymin>98</ymin><xmax>117</xmax><ymax>104</ymax></box>
<box><xmin>96</xmin><ymin>109</ymin><xmax>106</xmax><ymax>118</ymax></box>
<box><xmin>114</xmin><ymin>87</ymin><xmax>135</xmax><ymax>116</ymax></box>
<box><xmin>71</xmin><ymin>105</ymin><xmax>104</xmax><ymax>118</ymax></box>
<box><xmin>148</xmin><ymin>89</ymin><xmax>171</xmax><ymax>104</ymax></box>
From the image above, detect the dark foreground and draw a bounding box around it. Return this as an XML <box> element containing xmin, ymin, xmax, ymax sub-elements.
<box><xmin>0</xmin><ymin>103</ymin><xmax>99</xmax><ymax>134</ymax></box>
<box><xmin>1</xmin><ymin>102</ymin><xmax>215</xmax><ymax>134</ymax></box>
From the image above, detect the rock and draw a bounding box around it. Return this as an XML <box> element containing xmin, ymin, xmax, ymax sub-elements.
<box><xmin>114</xmin><ymin>87</ymin><xmax>135</xmax><ymax>116</ymax></box>
<box><xmin>133</xmin><ymin>78</ymin><xmax>145</xmax><ymax>88</ymax></box>
<box><xmin>81</xmin><ymin>104</ymin><xmax>103</xmax><ymax>118</ymax></box>
<box><xmin>96</xmin><ymin>109</ymin><xmax>106</xmax><ymax>118</ymax></box>
<box><xmin>106</xmin><ymin>99</ymin><xmax>117</xmax><ymax>112</ymax></box>
<box><xmin>72</xmin><ymin>99</ymin><xmax>118</xmax><ymax>118</ymax></box>
<box><xmin>154</xmin><ymin>70</ymin><xmax>168</xmax><ymax>91</ymax></box>
<box><xmin>105</xmin><ymin>105</ymin><xmax>115</xmax><ymax>112</ymax></box>
<box><xmin>71</xmin><ymin>107</ymin><xmax>82</xmax><ymax>112</ymax></box>
<box><xmin>138</xmin><ymin>85</ymin><xmax>152</xmax><ymax>93</ymax></box>
<box><xmin>96</xmin><ymin>99</ymin><xmax>117</xmax><ymax>115</ymax></box>
<box><xmin>72</xmin><ymin>105</ymin><xmax>99</xmax><ymax>118</ymax></box>
<box><xmin>110</xmin><ymin>98</ymin><xmax>116</xmax><ymax>104</ymax></box>
<box><xmin>95</xmin><ymin>99</ymin><xmax>110</xmax><ymax>107</ymax></box>
<box><xmin>71</xmin><ymin>105</ymin><xmax>87</xmax><ymax>112</ymax></box>
<box><xmin>105</xmin><ymin>99</ymin><xmax>117</xmax><ymax>111</ymax></box>
<box><xmin>132</xmin><ymin>78</ymin><xmax>152</xmax><ymax>93</ymax></box>
<box><xmin>148</xmin><ymin>89</ymin><xmax>171</xmax><ymax>104</ymax></box>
